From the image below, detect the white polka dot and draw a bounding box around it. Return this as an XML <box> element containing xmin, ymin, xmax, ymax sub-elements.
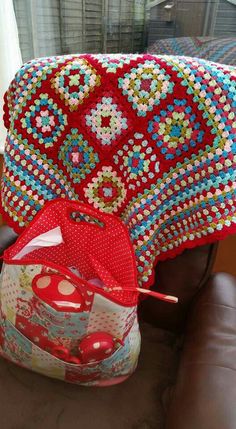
<box><xmin>36</xmin><ymin>276</ymin><xmax>51</xmax><ymax>289</ymax></box>
<box><xmin>93</xmin><ymin>342</ymin><xmax>101</xmax><ymax>349</ymax></box>
<box><xmin>58</xmin><ymin>280</ymin><xmax>76</xmax><ymax>295</ymax></box>
<box><xmin>105</xmin><ymin>348</ymin><xmax>112</xmax><ymax>354</ymax></box>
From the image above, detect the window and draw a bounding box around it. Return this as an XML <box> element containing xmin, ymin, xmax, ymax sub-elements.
<box><xmin>13</xmin><ymin>0</ymin><xmax>236</xmax><ymax>63</ymax></box>
<box><xmin>13</xmin><ymin>0</ymin><xmax>146</xmax><ymax>62</ymax></box>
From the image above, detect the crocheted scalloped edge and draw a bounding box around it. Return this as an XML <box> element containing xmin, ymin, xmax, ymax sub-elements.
<box><xmin>3</xmin><ymin>90</ymin><xmax>10</xmax><ymax>131</ymax></box>
<box><xmin>1</xmin><ymin>199</ymin><xmax>235</xmax><ymax>290</ymax></box>
<box><xmin>145</xmin><ymin>222</ymin><xmax>236</xmax><ymax>289</ymax></box>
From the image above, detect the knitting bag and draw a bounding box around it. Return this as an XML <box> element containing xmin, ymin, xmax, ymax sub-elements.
<box><xmin>0</xmin><ymin>199</ymin><xmax>142</xmax><ymax>386</ymax></box>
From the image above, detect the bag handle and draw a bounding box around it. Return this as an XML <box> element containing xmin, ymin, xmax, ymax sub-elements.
<box><xmin>65</xmin><ymin>201</ymin><xmax>108</xmax><ymax>230</ymax></box>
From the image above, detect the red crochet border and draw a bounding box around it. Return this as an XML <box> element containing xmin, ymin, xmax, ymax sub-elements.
<box><xmin>144</xmin><ymin>223</ymin><xmax>236</xmax><ymax>290</ymax></box>
<box><xmin>1</xmin><ymin>198</ymin><xmax>235</xmax><ymax>291</ymax></box>
<box><xmin>1</xmin><ymin>55</ymin><xmax>235</xmax><ymax>290</ymax></box>
<box><xmin>3</xmin><ymin>90</ymin><xmax>10</xmax><ymax>130</ymax></box>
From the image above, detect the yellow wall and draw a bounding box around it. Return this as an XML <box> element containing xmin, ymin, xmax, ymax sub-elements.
<box><xmin>214</xmin><ymin>234</ymin><xmax>236</xmax><ymax>277</ymax></box>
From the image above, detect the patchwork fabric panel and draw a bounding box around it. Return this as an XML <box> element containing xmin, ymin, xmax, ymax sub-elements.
<box><xmin>0</xmin><ymin>263</ymin><xmax>140</xmax><ymax>386</ymax></box>
<box><xmin>1</xmin><ymin>54</ymin><xmax>236</xmax><ymax>288</ymax></box>
<box><xmin>87</xmin><ymin>293</ymin><xmax>137</xmax><ymax>338</ymax></box>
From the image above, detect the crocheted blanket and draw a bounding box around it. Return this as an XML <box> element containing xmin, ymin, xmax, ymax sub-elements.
<box><xmin>1</xmin><ymin>54</ymin><xmax>236</xmax><ymax>288</ymax></box>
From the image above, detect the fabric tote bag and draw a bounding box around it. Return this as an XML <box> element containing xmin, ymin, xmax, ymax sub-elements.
<box><xmin>0</xmin><ymin>199</ymin><xmax>142</xmax><ymax>386</ymax></box>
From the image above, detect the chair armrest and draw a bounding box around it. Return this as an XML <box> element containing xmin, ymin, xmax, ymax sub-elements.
<box><xmin>0</xmin><ymin>225</ymin><xmax>18</xmax><ymax>256</ymax></box>
<box><xmin>166</xmin><ymin>272</ymin><xmax>236</xmax><ymax>429</ymax></box>
<box><xmin>139</xmin><ymin>244</ymin><xmax>218</xmax><ymax>333</ymax></box>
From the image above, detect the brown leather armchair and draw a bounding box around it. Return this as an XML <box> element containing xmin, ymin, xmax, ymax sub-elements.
<box><xmin>0</xmin><ymin>224</ymin><xmax>235</xmax><ymax>429</ymax></box>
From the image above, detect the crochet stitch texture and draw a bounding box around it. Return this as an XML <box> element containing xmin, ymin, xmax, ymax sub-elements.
<box><xmin>1</xmin><ymin>54</ymin><xmax>236</xmax><ymax>288</ymax></box>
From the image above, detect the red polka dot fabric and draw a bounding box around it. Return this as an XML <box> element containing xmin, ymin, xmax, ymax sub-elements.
<box><xmin>4</xmin><ymin>199</ymin><xmax>138</xmax><ymax>305</ymax></box>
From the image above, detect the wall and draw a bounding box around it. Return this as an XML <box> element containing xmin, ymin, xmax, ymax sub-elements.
<box><xmin>214</xmin><ymin>235</ymin><xmax>236</xmax><ymax>277</ymax></box>
<box><xmin>213</xmin><ymin>0</ymin><xmax>236</xmax><ymax>36</ymax></box>
<box><xmin>147</xmin><ymin>0</ymin><xmax>209</xmax><ymax>45</ymax></box>
<box><xmin>147</xmin><ymin>0</ymin><xmax>236</xmax><ymax>45</ymax></box>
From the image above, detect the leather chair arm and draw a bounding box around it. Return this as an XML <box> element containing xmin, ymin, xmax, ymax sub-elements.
<box><xmin>139</xmin><ymin>244</ymin><xmax>218</xmax><ymax>332</ymax></box>
<box><xmin>166</xmin><ymin>272</ymin><xmax>236</xmax><ymax>429</ymax></box>
<box><xmin>0</xmin><ymin>225</ymin><xmax>18</xmax><ymax>256</ymax></box>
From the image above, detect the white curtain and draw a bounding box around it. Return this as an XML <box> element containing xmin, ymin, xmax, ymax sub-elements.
<box><xmin>0</xmin><ymin>0</ymin><xmax>22</xmax><ymax>154</ymax></box>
